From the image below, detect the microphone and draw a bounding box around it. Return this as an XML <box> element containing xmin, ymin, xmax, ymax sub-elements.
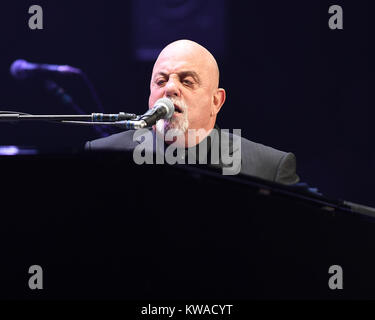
<box><xmin>113</xmin><ymin>98</ymin><xmax>175</xmax><ymax>130</ymax></box>
<box><xmin>138</xmin><ymin>98</ymin><xmax>175</xmax><ymax>126</ymax></box>
<box><xmin>10</xmin><ymin>59</ymin><xmax>81</xmax><ymax>80</ymax></box>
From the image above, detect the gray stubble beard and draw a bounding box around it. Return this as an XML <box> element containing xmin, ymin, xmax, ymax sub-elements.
<box><xmin>156</xmin><ymin>97</ymin><xmax>189</xmax><ymax>137</ymax></box>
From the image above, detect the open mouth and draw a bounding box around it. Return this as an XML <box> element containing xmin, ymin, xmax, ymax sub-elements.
<box><xmin>174</xmin><ymin>104</ymin><xmax>183</xmax><ymax>114</ymax></box>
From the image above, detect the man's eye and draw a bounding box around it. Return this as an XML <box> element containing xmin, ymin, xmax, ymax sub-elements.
<box><xmin>183</xmin><ymin>79</ymin><xmax>193</xmax><ymax>85</ymax></box>
<box><xmin>156</xmin><ymin>80</ymin><xmax>166</xmax><ymax>86</ymax></box>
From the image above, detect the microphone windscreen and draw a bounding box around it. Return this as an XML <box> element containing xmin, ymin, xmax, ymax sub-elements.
<box><xmin>155</xmin><ymin>98</ymin><xmax>175</xmax><ymax>119</ymax></box>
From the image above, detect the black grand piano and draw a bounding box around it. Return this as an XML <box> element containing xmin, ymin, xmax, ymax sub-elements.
<box><xmin>1</xmin><ymin>149</ymin><xmax>375</xmax><ymax>300</ymax></box>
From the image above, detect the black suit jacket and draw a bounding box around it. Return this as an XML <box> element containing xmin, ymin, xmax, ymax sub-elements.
<box><xmin>85</xmin><ymin>129</ymin><xmax>299</xmax><ymax>185</ymax></box>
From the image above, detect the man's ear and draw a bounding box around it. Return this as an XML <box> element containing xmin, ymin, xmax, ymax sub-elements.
<box><xmin>212</xmin><ymin>88</ymin><xmax>226</xmax><ymax>116</ymax></box>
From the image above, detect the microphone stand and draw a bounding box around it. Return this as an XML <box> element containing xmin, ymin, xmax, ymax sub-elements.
<box><xmin>0</xmin><ymin>113</ymin><xmax>137</xmax><ymax>122</ymax></box>
<box><xmin>0</xmin><ymin>112</ymin><xmax>160</xmax><ymax>130</ymax></box>
<box><xmin>0</xmin><ymin>112</ymin><xmax>144</xmax><ymax>130</ymax></box>
<box><xmin>0</xmin><ymin>99</ymin><xmax>172</xmax><ymax>129</ymax></box>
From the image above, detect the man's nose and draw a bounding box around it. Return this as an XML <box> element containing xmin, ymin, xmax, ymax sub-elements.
<box><xmin>164</xmin><ymin>78</ymin><xmax>180</xmax><ymax>98</ymax></box>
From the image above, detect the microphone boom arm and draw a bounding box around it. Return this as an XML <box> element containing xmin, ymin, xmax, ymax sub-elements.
<box><xmin>62</xmin><ymin>119</ymin><xmax>148</xmax><ymax>130</ymax></box>
<box><xmin>0</xmin><ymin>112</ymin><xmax>137</xmax><ymax>122</ymax></box>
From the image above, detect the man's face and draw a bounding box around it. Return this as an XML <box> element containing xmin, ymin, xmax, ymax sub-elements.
<box><xmin>148</xmin><ymin>49</ymin><xmax>215</xmax><ymax>136</ymax></box>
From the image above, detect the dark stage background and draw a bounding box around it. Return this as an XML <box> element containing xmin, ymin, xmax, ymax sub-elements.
<box><xmin>0</xmin><ymin>1</ymin><xmax>371</xmax><ymax>206</ymax></box>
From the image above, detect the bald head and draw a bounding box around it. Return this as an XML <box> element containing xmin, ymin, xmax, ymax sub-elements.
<box><xmin>152</xmin><ymin>40</ymin><xmax>220</xmax><ymax>90</ymax></box>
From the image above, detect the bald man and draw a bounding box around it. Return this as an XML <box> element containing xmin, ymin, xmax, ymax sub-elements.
<box><xmin>85</xmin><ymin>40</ymin><xmax>299</xmax><ymax>184</ymax></box>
